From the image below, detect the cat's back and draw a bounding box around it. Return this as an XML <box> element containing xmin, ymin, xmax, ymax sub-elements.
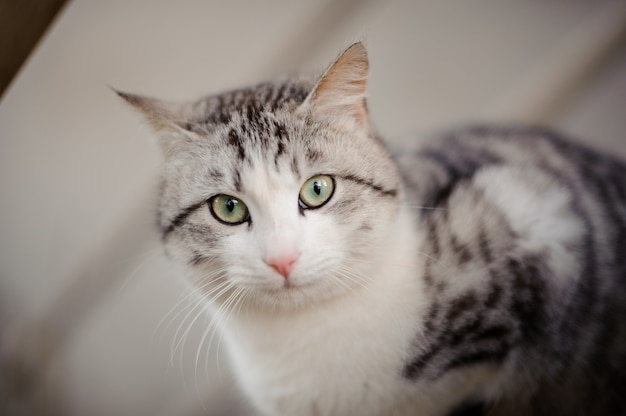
<box><xmin>397</xmin><ymin>126</ymin><xmax>626</xmax><ymax>415</ymax></box>
<box><xmin>398</xmin><ymin>126</ymin><xmax>626</xmax><ymax>256</ymax></box>
<box><xmin>398</xmin><ymin>126</ymin><xmax>626</xmax><ymax>211</ymax></box>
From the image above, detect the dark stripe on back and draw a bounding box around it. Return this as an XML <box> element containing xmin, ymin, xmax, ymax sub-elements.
<box><xmin>419</xmin><ymin>147</ymin><xmax>500</xmax><ymax>210</ymax></box>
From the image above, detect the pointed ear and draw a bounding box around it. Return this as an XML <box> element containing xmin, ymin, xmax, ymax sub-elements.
<box><xmin>115</xmin><ymin>89</ymin><xmax>184</xmax><ymax>132</ymax></box>
<box><xmin>115</xmin><ymin>89</ymin><xmax>193</xmax><ymax>156</ymax></box>
<box><xmin>304</xmin><ymin>42</ymin><xmax>369</xmax><ymax>125</ymax></box>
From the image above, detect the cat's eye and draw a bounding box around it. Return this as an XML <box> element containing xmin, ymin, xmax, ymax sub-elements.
<box><xmin>299</xmin><ymin>175</ymin><xmax>335</xmax><ymax>209</ymax></box>
<box><xmin>209</xmin><ymin>194</ymin><xmax>250</xmax><ymax>225</ymax></box>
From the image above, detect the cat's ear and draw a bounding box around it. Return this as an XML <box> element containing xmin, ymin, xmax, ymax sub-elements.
<box><xmin>303</xmin><ymin>42</ymin><xmax>369</xmax><ymax>125</ymax></box>
<box><xmin>115</xmin><ymin>89</ymin><xmax>193</xmax><ymax>156</ymax></box>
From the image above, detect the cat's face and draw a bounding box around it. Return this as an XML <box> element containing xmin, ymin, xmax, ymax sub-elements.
<box><xmin>121</xmin><ymin>43</ymin><xmax>402</xmax><ymax>309</ymax></box>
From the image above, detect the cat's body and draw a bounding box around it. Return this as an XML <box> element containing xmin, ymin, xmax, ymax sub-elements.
<box><xmin>120</xmin><ymin>43</ymin><xmax>626</xmax><ymax>415</ymax></box>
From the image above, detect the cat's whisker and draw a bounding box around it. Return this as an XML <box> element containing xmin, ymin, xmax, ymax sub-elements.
<box><xmin>330</xmin><ymin>267</ymin><xmax>370</xmax><ymax>305</ymax></box>
<box><xmin>335</xmin><ymin>265</ymin><xmax>380</xmax><ymax>300</ymax></box>
<box><xmin>194</xmin><ymin>285</ymin><xmax>244</xmax><ymax>410</ymax></box>
<box><xmin>182</xmin><ymin>279</ymin><xmax>238</xmax><ymax>402</ymax></box>
<box><xmin>156</xmin><ymin>268</ymin><xmax>228</xmax><ymax>347</ymax></box>
<box><xmin>168</xmin><ymin>272</ymin><xmax>231</xmax><ymax>366</ymax></box>
<box><xmin>192</xmin><ymin>281</ymin><xmax>240</xmax><ymax>376</ymax></box>
<box><xmin>169</xmin><ymin>294</ymin><xmax>209</xmax><ymax>367</ymax></box>
<box><xmin>152</xmin><ymin>288</ymin><xmax>200</xmax><ymax>345</ymax></box>
<box><xmin>204</xmin><ymin>287</ymin><xmax>250</xmax><ymax>382</ymax></box>
<box><xmin>215</xmin><ymin>286</ymin><xmax>249</xmax><ymax>382</ymax></box>
<box><xmin>414</xmin><ymin>251</ymin><xmax>450</xmax><ymax>271</ymax></box>
<box><xmin>193</xmin><ymin>285</ymin><xmax>247</xmax><ymax>396</ymax></box>
<box><xmin>118</xmin><ymin>250</ymin><xmax>162</xmax><ymax>290</ymax></box>
<box><xmin>206</xmin><ymin>285</ymin><xmax>243</xmax><ymax>355</ymax></box>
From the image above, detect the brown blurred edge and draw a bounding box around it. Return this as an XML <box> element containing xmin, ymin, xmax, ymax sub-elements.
<box><xmin>0</xmin><ymin>0</ymin><xmax>69</xmax><ymax>100</ymax></box>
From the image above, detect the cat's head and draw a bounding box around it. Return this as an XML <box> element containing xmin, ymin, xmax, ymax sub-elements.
<box><xmin>119</xmin><ymin>43</ymin><xmax>404</xmax><ymax>310</ymax></box>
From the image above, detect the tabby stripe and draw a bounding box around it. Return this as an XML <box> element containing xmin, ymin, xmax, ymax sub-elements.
<box><xmin>484</xmin><ymin>284</ymin><xmax>503</xmax><ymax>308</ymax></box>
<box><xmin>450</xmin><ymin>233</ymin><xmax>472</xmax><ymax>265</ymax></box>
<box><xmin>338</xmin><ymin>173</ymin><xmax>397</xmax><ymax>197</ymax></box>
<box><xmin>446</xmin><ymin>292</ymin><xmax>478</xmax><ymax>323</ymax></box>
<box><xmin>161</xmin><ymin>201</ymin><xmax>205</xmax><ymax>240</ymax></box>
<box><xmin>402</xmin><ymin>345</ymin><xmax>440</xmax><ymax>379</ymax></box>
<box><xmin>233</xmin><ymin>170</ymin><xmax>242</xmax><ymax>192</ymax></box>
<box><xmin>443</xmin><ymin>345</ymin><xmax>510</xmax><ymax>372</ymax></box>
<box><xmin>581</xmin><ymin>158</ymin><xmax>626</xmax><ymax>276</ymax></box>
<box><xmin>291</xmin><ymin>155</ymin><xmax>301</xmax><ymax>177</ymax></box>
<box><xmin>477</xmin><ymin>228</ymin><xmax>492</xmax><ymax>264</ymax></box>
<box><xmin>271</xmin><ymin>83</ymin><xmax>287</xmax><ymax>110</ymax></box>
<box><xmin>420</xmin><ymin>147</ymin><xmax>500</xmax><ymax>210</ymax></box>
<box><xmin>261</xmin><ymin>83</ymin><xmax>274</xmax><ymax>103</ymax></box>
<box><xmin>228</xmin><ymin>128</ymin><xmax>247</xmax><ymax>161</ymax></box>
<box><xmin>508</xmin><ymin>258</ymin><xmax>547</xmax><ymax>341</ymax></box>
<box><xmin>404</xmin><ymin>286</ymin><xmax>514</xmax><ymax>381</ymax></box>
<box><xmin>274</xmin><ymin>140</ymin><xmax>285</xmax><ymax>167</ymax></box>
<box><xmin>245</xmin><ymin>101</ymin><xmax>263</xmax><ymax>127</ymax></box>
<box><xmin>427</xmin><ymin>221</ymin><xmax>441</xmax><ymax>259</ymax></box>
<box><xmin>190</xmin><ymin>253</ymin><xmax>207</xmax><ymax>265</ymax></box>
<box><xmin>216</xmin><ymin>94</ymin><xmax>231</xmax><ymax>124</ymax></box>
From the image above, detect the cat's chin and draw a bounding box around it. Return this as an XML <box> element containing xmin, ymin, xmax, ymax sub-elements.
<box><xmin>243</xmin><ymin>279</ymin><xmax>351</xmax><ymax>312</ymax></box>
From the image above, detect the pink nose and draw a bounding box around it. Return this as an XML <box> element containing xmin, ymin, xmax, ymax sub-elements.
<box><xmin>266</xmin><ymin>255</ymin><xmax>299</xmax><ymax>278</ymax></box>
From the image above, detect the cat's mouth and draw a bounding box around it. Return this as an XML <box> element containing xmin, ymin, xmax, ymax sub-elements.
<box><xmin>258</xmin><ymin>277</ymin><xmax>315</xmax><ymax>296</ymax></box>
<box><xmin>276</xmin><ymin>278</ymin><xmax>310</xmax><ymax>291</ymax></box>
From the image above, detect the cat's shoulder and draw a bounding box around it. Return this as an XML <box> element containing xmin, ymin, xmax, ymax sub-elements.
<box><xmin>396</xmin><ymin>126</ymin><xmax>599</xmax><ymax>281</ymax></box>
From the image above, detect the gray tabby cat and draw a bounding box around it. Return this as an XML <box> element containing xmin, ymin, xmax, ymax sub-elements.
<box><xmin>119</xmin><ymin>42</ymin><xmax>626</xmax><ymax>415</ymax></box>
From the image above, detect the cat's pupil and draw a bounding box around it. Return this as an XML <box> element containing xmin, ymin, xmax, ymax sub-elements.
<box><xmin>313</xmin><ymin>182</ymin><xmax>322</xmax><ymax>195</ymax></box>
<box><xmin>226</xmin><ymin>199</ymin><xmax>236</xmax><ymax>212</ymax></box>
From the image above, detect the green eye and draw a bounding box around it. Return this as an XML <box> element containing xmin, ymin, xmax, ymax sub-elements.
<box><xmin>299</xmin><ymin>175</ymin><xmax>335</xmax><ymax>209</ymax></box>
<box><xmin>209</xmin><ymin>194</ymin><xmax>249</xmax><ymax>225</ymax></box>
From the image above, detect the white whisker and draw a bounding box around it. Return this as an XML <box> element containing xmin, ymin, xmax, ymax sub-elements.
<box><xmin>167</xmin><ymin>270</ymin><xmax>229</xmax><ymax>366</ymax></box>
<box><xmin>118</xmin><ymin>250</ymin><xmax>161</xmax><ymax>290</ymax></box>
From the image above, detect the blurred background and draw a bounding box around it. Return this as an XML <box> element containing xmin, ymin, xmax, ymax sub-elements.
<box><xmin>1</xmin><ymin>1</ymin><xmax>625</xmax><ymax>415</ymax></box>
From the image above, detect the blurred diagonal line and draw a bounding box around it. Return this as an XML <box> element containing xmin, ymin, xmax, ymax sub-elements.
<box><xmin>0</xmin><ymin>0</ymin><xmax>68</xmax><ymax>99</ymax></box>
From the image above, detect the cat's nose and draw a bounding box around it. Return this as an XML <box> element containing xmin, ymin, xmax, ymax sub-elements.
<box><xmin>266</xmin><ymin>254</ymin><xmax>299</xmax><ymax>278</ymax></box>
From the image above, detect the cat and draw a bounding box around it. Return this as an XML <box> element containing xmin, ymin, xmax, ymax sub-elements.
<box><xmin>118</xmin><ymin>42</ymin><xmax>626</xmax><ymax>416</ymax></box>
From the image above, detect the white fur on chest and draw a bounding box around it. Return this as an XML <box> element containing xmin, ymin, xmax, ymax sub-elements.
<box><xmin>219</xmin><ymin>211</ymin><xmax>427</xmax><ymax>416</ymax></box>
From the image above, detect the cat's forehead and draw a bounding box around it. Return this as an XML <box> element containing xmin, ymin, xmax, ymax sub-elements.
<box><xmin>170</xmin><ymin>113</ymin><xmax>318</xmax><ymax>200</ymax></box>
<box><xmin>181</xmin><ymin>78</ymin><xmax>318</xmax><ymax>163</ymax></box>
<box><xmin>187</xmin><ymin>85</ymin><xmax>338</xmax><ymax>179</ymax></box>
<box><xmin>216</xmin><ymin>118</ymin><xmax>325</xmax><ymax>195</ymax></box>
<box><xmin>198</xmin><ymin>77</ymin><xmax>313</xmax><ymax>127</ymax></box>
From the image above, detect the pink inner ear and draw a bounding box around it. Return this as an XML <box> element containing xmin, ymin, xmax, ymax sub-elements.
<box><xmin>309</xmin><ymin>42</ymin><xmax>370</xmax><ymax>125</ymax></box>
<box><xmin>266</xmin><ymin>253</ymin><xmax>300</xmax><ymax>279</ymax></box>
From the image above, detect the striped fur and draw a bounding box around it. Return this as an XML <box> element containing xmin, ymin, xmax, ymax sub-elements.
<box><xmin>120</xmin><ymin>43</ymin><xmax>626</xmax><ymax>415</ymax></box>
<box><xmin>399</xmin><ymin>126</ymin><xmax>626</xmax><ymax>415</ymax></box>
